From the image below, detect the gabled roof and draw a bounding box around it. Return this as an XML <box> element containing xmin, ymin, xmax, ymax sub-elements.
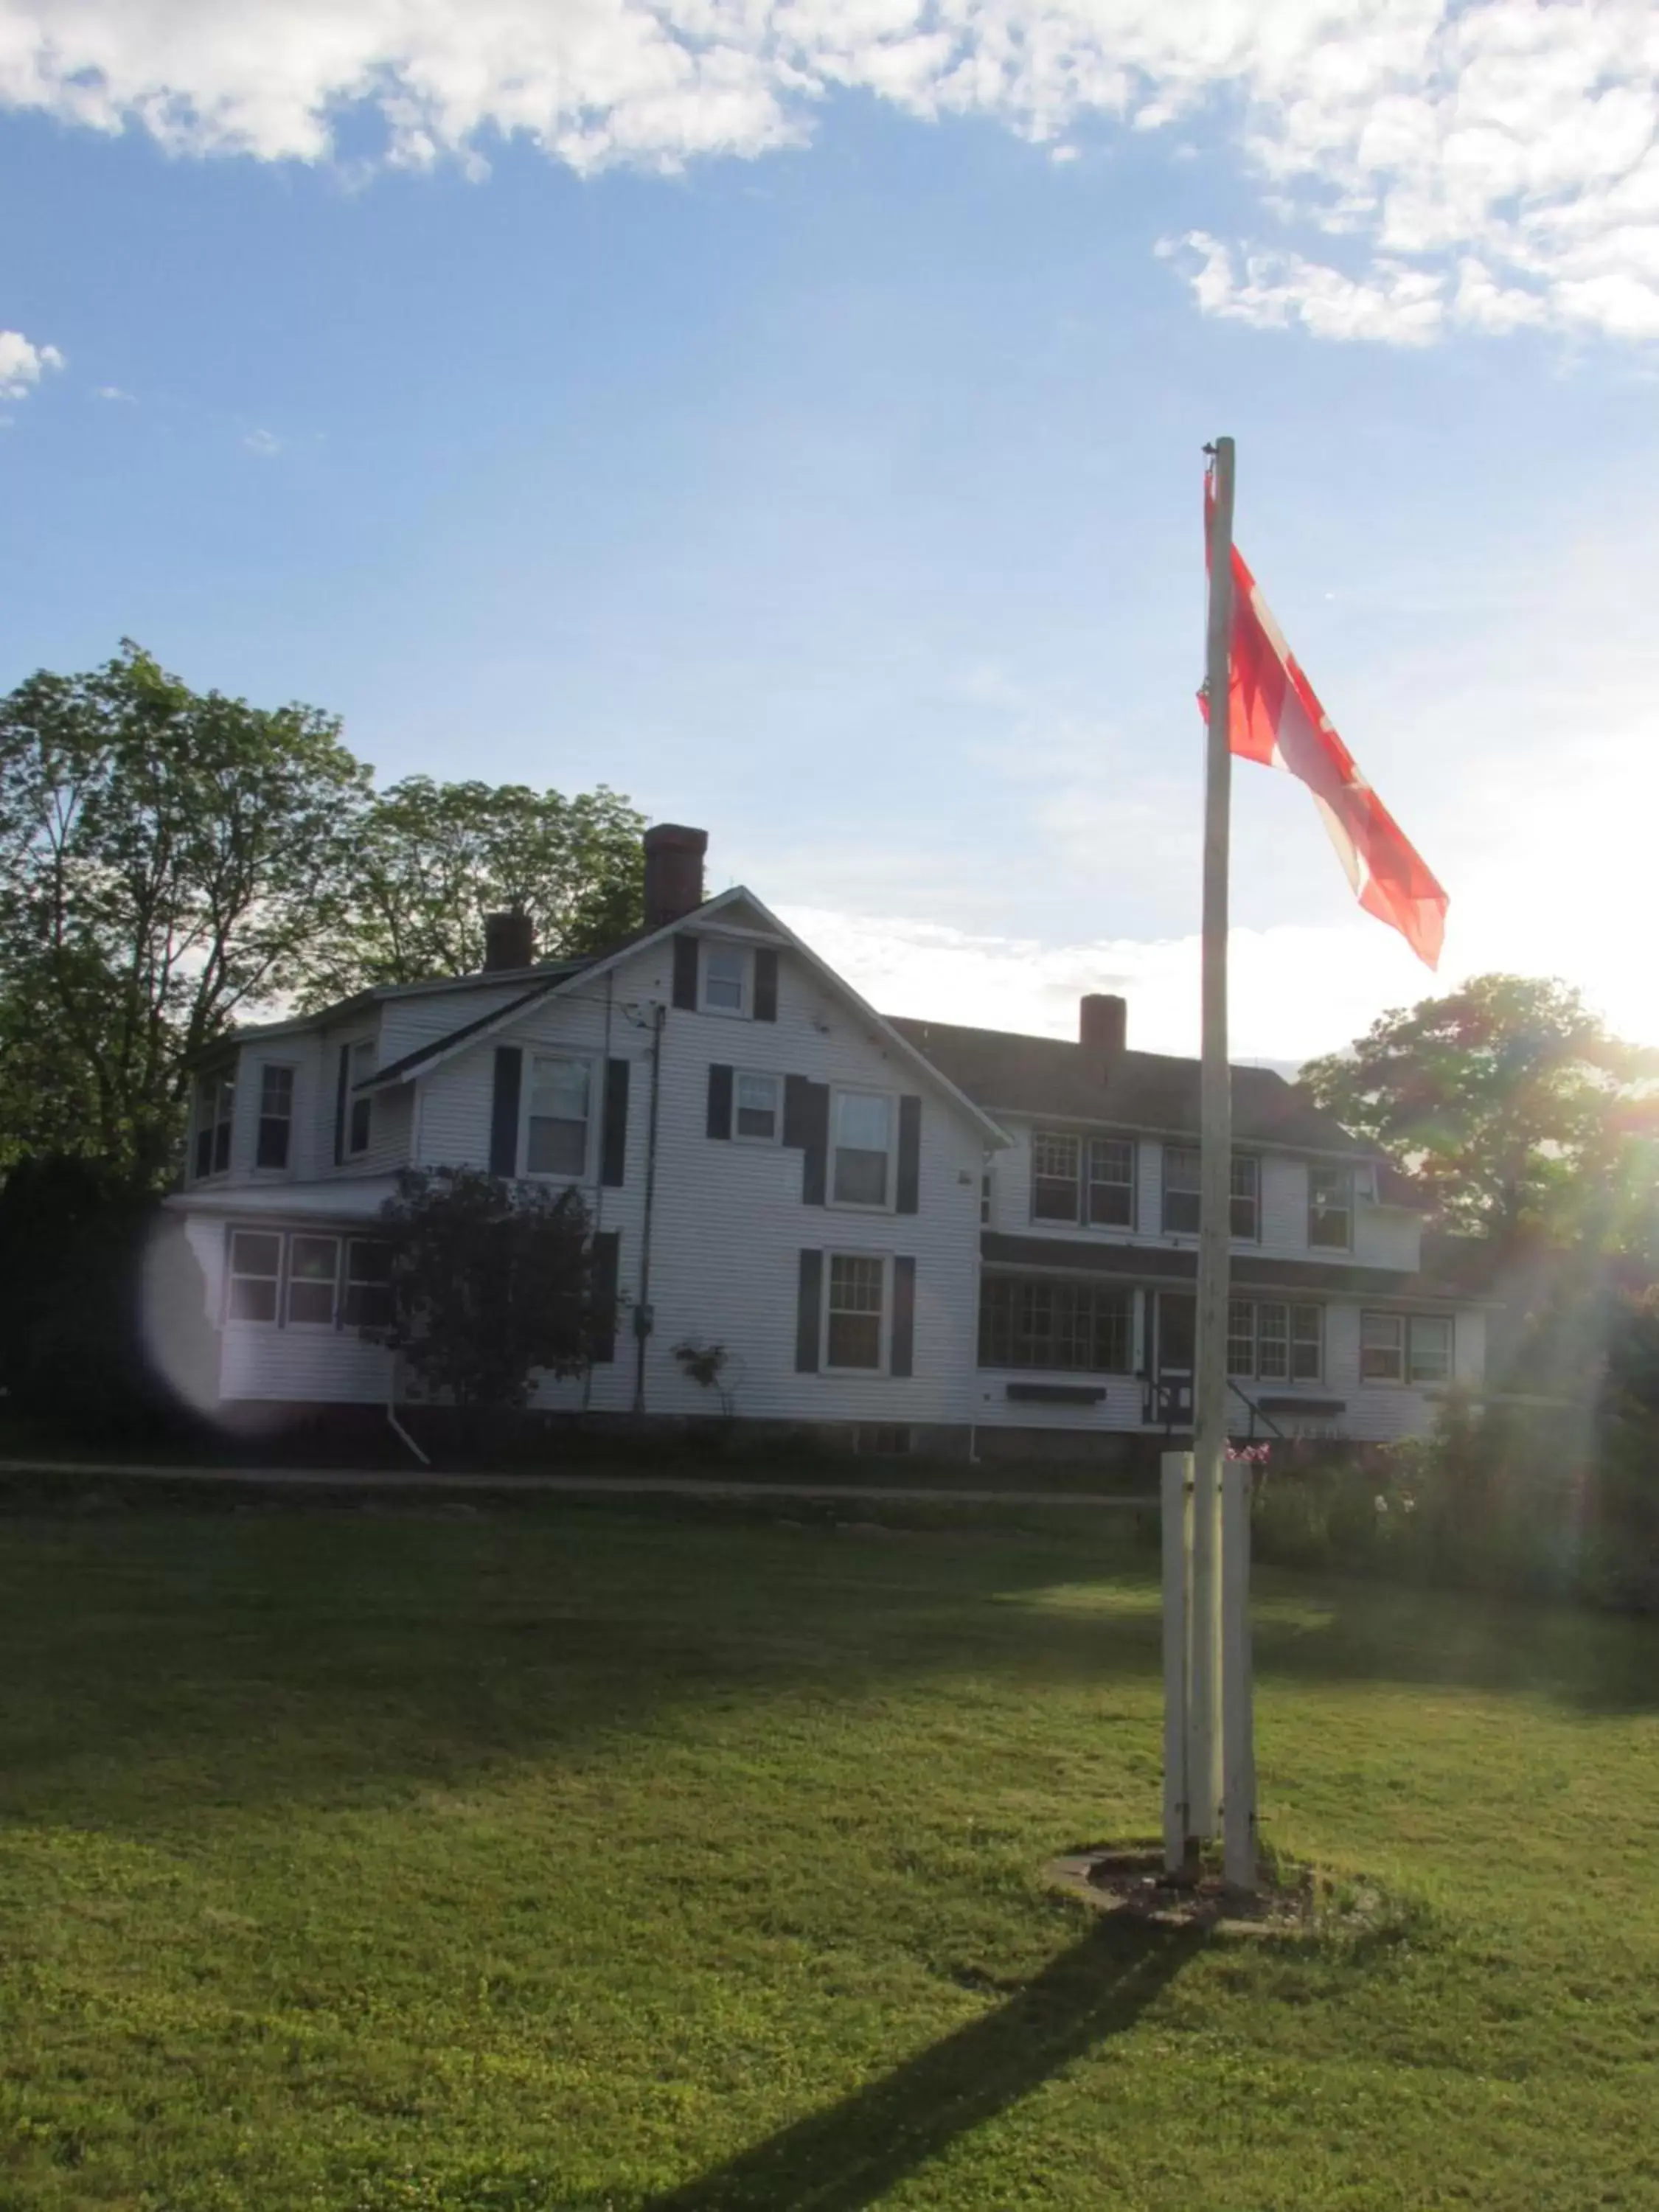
<box><xmin>886</xmin><ymin>1014</ymin><xmax>1375</xmax><ymax>1162</ymax></box>
<box><xmin>229</xmin><ymin>955</ymin><xmax>593</xmax><ymax>1048</ymax></box>
<box><xmin>348</xmin><ymin>888</ymin><xmax>1009</xmax><ymax>1147</ymax></box>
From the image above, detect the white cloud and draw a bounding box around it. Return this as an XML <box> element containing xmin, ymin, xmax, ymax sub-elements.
<box><xmin>1164</xmin><ymin>232</ymin><xmax>1446</xmax><ymax>344</ymax></box>
<box><xmin>776</xmin><ymin>902</ymin><xmax>1430</xmax><ymax>1066</ymax></box>
<box><xmin>0</xmin><ymin>327</ymin><xmax>65</xmax><ymax>401</ymax></box>
<box><xmin>7</xmin><ymin>4</ymin><xmax>1659</xmax><ymax>344</ymax></box>
<box><xmin>93</xmin><ymin>382</ymin><xmax>136</xmax><ymax>400</ymax></box>
<box><xmin>242</xmin><ymin>426</ymin><xmax>282</xmax><ymax>456</ymax></box>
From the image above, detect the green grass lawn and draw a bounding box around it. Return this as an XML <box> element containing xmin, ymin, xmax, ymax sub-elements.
<box><xmin>3</xmin><ymin>1491</ymin><xmax>1658</xmax><ymax>2211</ymax></box>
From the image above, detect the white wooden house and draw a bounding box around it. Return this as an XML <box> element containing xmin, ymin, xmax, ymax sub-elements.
<box><xmin>162</xmin><ymin>826</ymin><xmax>1486</xmax><ymax>1455</ymax></box>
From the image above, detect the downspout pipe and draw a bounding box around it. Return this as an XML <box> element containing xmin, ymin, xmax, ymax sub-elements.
<box><xmin>632</xmin><ymin>1002</ymin><xmax>666</xmax><ymax>1416</ymax></box>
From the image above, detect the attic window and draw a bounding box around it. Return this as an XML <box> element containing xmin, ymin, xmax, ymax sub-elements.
<box><xmin>702</xmin><ymin>944</ymin><xmax>748</xmax><ymax>1015</ymax></box>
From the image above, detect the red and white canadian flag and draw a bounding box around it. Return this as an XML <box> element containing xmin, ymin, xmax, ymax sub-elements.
<box><xmin>1203</xmin><ymin>482</ymin><xmax>1448</xmax><ymax>969</ymax></box>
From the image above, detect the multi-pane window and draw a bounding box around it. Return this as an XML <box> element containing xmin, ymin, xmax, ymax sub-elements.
<box><xmin>225</xmin><ymin>1229</ymin><xmax>394</xmax><ymax>1330</ymax></box>
<box><xmin>734</xmin><ymin>1071</ymin><xmax>780</xmax><ymax>1142</ymax></box>
<box><xmin>256</xmin><ymin>1065</ymin><xmax>295</xmax><ymax>1169</ymax></box>
<box><xmin>1308</xmin><ymin>1165</ymin><xmax>1352</xmax><ymax>1250</ymax></box>
<box><xmin>1165</xmin><ymin>1147</ymin><xmax>1259</xmax><ymax>1238</ymax></box>
<box><xmin>226</xmin><ymin>1230</ymin><xmax>281</xmax><ymax>1321</ymax></box>
<box><xmin>1227</xmin><ymin>1299</ymin><xmax>1322</xmax><ymax>1382</ymax></box>
<box><xmin>826</xmin><ymin>1254</ymin><xmax>885</xmax><ymax>1369</ymax></box>
<box><xmin>527</xmin><ymin>1055</ymin><xmax>591</xmax><ymax>1176</ymax></box>
<box><xmin>193</xmin><ymin>1075</ymin><xmax>235</xmax><ymax>1180</ymax></box>
<box><xmin>832</xmin><ymin>1091</ymin><xmax>894</xmax><ymax>1207</ymax></box>
<box><xmin>978</xmin><ymin>1278</ymin><xmax>1133</xmax><ymax>1372</ymax></box>
<box><xmin>287</xmin><ymin>1235</ymin><xmax>341</xmax><ymax>1326</ymax></box>
<box><xmin>1162</xmin><ymin>1146</ymin><xmax>1202</xmax><ymax>1234</ymax></box>
<box><xmin>1408</xmin><ymin>1314</ymin><xmax>1453</xmax><ymax>1385</ymax></box>
<box><xmin>1032</xmin><ymin>1131</ymin><xmax>1082</xmax><ymax>1220</ymax></box>
<box><xmin>702</xmin><ymin>944</ymin><xmax>748</xmax><ymax>1014</ymax></box>
<box><xmin>1030</xmin><ymin>1130</ymin><xmax>1135</xmax><ymax>1226</ymax></box>
<box><xmin>342</xmin><ymin>1239</ymin><xmax>394</xmax><ymax>1329</ymax></box>
<box><xmin>347</xmin><ymin>1040</ymin><xmax>375</xmax><ymax>1155</ymax></box>
<box><xmin>1361</xmin><ymin>1311</ymin><xmax>1453</xmax><ymax>1385</ymax></box>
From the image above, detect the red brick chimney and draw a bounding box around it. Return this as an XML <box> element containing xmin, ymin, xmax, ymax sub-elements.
<box><xmin>482</xmin><ymin>911</ymin><xmax>535</xmax><ymax>972</ymax></box>
<box><xmin>643</xmin><ymin>824</ymin><xmax>709</xmax><ymax>929</ymax></box>
<box><xmin>1079</xmin><ymin>992</ymin><xmax>1127</xmax><ymax>1057</ymax></box>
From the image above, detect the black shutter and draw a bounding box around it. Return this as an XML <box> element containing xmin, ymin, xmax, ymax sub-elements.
<box><xmin>784</xmin><ymin>1077</ymin><xmax>830</xmax><ymax>1205</ymax></box>
<box><xmin>490</xmin><ymin>1046</ymin><xmax>523</xmax><ymax>1177</ymax></box>
<box><xmin>796</xmin><ymin>1249</ymin><xmax>823</xmax><ymax>1373</ymax></box>
<box><xmin>333</xmin><ymin>1044</ymin><xmax>349</xmax><ymax>1166</ymax></box>
<box><xmin>672</xmin><ymin>933</ymin><xmax>699</xmax><ymax>1011</ymax></box>
<box><xmin>706</xmin><ymin>1063</ymin><xmax>734</xmax><ymax>1140</ymax></box>
<box><xmin>896</xmin><ymin>1096</ymin><xmax>921</xmax><ymax>1214</ymax></box>
<box><xmin>891</xmin><ymin>1256</ymin><xmax>917</xmax><ymax>1377</ymax></box>
<box><xmin>590</xmin><ymin>1231</ymin><xmax>621</xmax><ymax>1363</ymax></box>
<box><xmin>754</xmin><ymin>948</ymin><xmax>779</xmax><ymax>1022</ymax></box>
<box><xmin>601</xmin><ymin>1058</ymin><xmax>630</xmax><ymax>1187</ymax></box>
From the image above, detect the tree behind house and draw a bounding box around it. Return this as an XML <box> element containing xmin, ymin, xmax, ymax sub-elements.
<box><xmin>0</xmin><ymin>641</ymin><xmax>369</xmax><ymax>1184</ymax></box>
<box><xmin>308</xmin><ymin>775</ymin><xmax>645</xmax><ymax>999</ymax></box>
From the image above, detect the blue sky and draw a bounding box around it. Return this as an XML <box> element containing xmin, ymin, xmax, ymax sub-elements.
<box><xmin>4</xmin><ymin>1</ymin><xmax>1658</xmax><ymax>1060</ymax></box>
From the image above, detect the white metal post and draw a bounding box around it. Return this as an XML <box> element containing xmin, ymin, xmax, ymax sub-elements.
<box><xmin>1190</xmin><ymin>434</ymin><xmax>1236</xmax><ymax>1848</ymax></box>
<box><xmin>1222</xmin><ymin>1458</ymin><xmax>1258</xmax><ymax>1890</ymax></box>
<box><xmin>1161</xmin><ymin>1450</ymin><xmax>1192</xmax><ymax>1873</ymax></box>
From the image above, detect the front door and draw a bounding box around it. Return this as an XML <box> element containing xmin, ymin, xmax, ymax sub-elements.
<box><xmin>1151</xmin><ymin>1292</ymin><xmax>1195</xmax><ymax>1428</ymax></box>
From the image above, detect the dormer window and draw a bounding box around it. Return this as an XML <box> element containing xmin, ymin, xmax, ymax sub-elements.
<box><xmin>1309</xmin><ymin>1166</ymin><xmax>1353</xmax><ymax>1251</ymax></box>
<box><xmin>702</xmin><ymin>943</ymin><xmax>749</xmax><ymax>1015</ymax></box>
<box><xmin>347</xmin><ymin>1040</ymin><xmax>375</xmax><ymax>1155</ymax></box>
<box><xmin>256</xmin><ymin>1065</ymin><xmax>295</xmax><ymax>1170</ymax></box>
<box><xmin>192</xmin><ymin>1074</ymin><xmax>234</xmax><ymax>1180</ymax></box>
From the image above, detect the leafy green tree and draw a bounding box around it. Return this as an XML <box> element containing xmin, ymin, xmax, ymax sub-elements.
<box><xmin>0</xmin><ymin>641</ymin><xmax>370</xmax><ymax>1183</ymax></box>
<box><xmin>309</xmin><ymin>776</ymin><xmax>645</xmax><ymax>999</ymax></box>
<box><xmin>1299</xmin><ymin>974</ymin><xmax>1658</xmax><ymax>1253</ymax></box>
<box><xmin>371</xmin><ymin>1166</ymin><xmax>606</xmax><ymax>1416</ymax></box>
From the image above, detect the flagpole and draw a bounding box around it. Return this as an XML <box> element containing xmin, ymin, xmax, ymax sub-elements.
<box><xmin>1189</xmin><ymin>435</ymin><xmax>1236</xmax><ymax>1870</ymax></box>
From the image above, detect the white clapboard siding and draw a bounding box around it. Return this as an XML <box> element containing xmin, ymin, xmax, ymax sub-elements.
<box><xmin>987</xmin><ymin>1123</ymin><xmax>1424</xmax><ymax>1274</ymax></box>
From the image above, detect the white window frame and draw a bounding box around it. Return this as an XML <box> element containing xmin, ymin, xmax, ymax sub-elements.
<box><xmin>1029</xmin><ymin>1128</ymin><xmax>1135</xmax><ymax>1228</ymax></box>
<box><xmin>1408</xmin><ymin>1313</ymin><xmax>1454</xmax><ymax>1386</ymax></box>
<box><xmin>342</xmin><ymin>1238</ymin><xmax>394</xmax><ymax>1330</ymax></box>
<box><xmin>225</xmin><ymin>1228</ymin><xmax>282</xmax><ymax>1324</ymax></box>
<box><xmin>347</xmin><ymin>1039</ymin><xmax>376</xmax><ymax>1158</ymax></box>
<box><xmin>255</xmin><ymin>1062</ymin><xmax>296</xmax><ymax>1172</ymax></box>
<box><xmin>1360</xmin><ymin>1310</ymin><xmax>1405</xmax><ymax>1382</ymax></box>
<box><xmin>829</xmin><ymin>1086</ymin><xmax>897</xmax><ymax>1212</ymax></box>
<box><xmin>822</xmin><ymin>1250</ymin><xmax>889</xmax><ymax>1374</ymax></box>
<box><xmin>1161</xmin><ymin>1145</ymin><xmax>1201</xmax><ymax>1236</ymax></box>
<box><xmin>194</xmin><ymin>1073</ymin><xmax>236</xmax><ymax>1181</ymax></box>
<box><xmin>1309</xmin><ymin>1165</ymin><xmax>1354</xmax><ymax>1251</ymax></box>
<box><xmin>286</xmin><ymin>1233</ymin><xmax>343</xmax><ymax>1329</ymax></box>
<box><xmin>1225</xmin><ymin>1298</ymin><xmax>1324</xmax><ymax>1384</ymax></box>
<box><xmin>1230</xmin><ymin>1152</ymin><xmax>1261</xmax><ymax>1242</ymax></box>
<box><xmin>700</xmin><ymin>941</ymin><xmax>753</xmax><ymax>1018</ymax></box>
<box><xmin>732</xmin><ymin>1068</ymin><xmax>782</xmax><ymax>1145</ymax></box>
<box><xmin>522</xmin><ymin>1051</ymin><xmax>596</xmax><ymax>1183</ymax></box>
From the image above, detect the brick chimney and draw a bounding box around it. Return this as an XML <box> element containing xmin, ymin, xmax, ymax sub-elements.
<box><xmin>1079</xmin><ymin>992</ymin><xmax>1127</xmax><ymax>1057</ymax></box>
<box><xmin>482</xmin><ymin>911</ymin><xmax>535</xmax><ymax>973</ymax></box>
<box><xmin>643</xmin><ymin>823</ymin><xmax>708</xmax><ymax>929</ymax></box>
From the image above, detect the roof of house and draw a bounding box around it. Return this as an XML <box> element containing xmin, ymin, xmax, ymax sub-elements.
<box><xmin>980</xmin><ymin>1231</ymin><xmax>1493</xmax><ymax>1303</ymax></box>
<box><xmin>887</xmin><ymin>1015</ymin><xmax>1376</xmax><ymax>1161</ymax></box>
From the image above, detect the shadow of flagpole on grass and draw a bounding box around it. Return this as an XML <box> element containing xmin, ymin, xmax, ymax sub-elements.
<box><xmin>645</xmin><ymin>1914</ymin><xmax>1204</xmax><ymax>2212</ymax></box>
